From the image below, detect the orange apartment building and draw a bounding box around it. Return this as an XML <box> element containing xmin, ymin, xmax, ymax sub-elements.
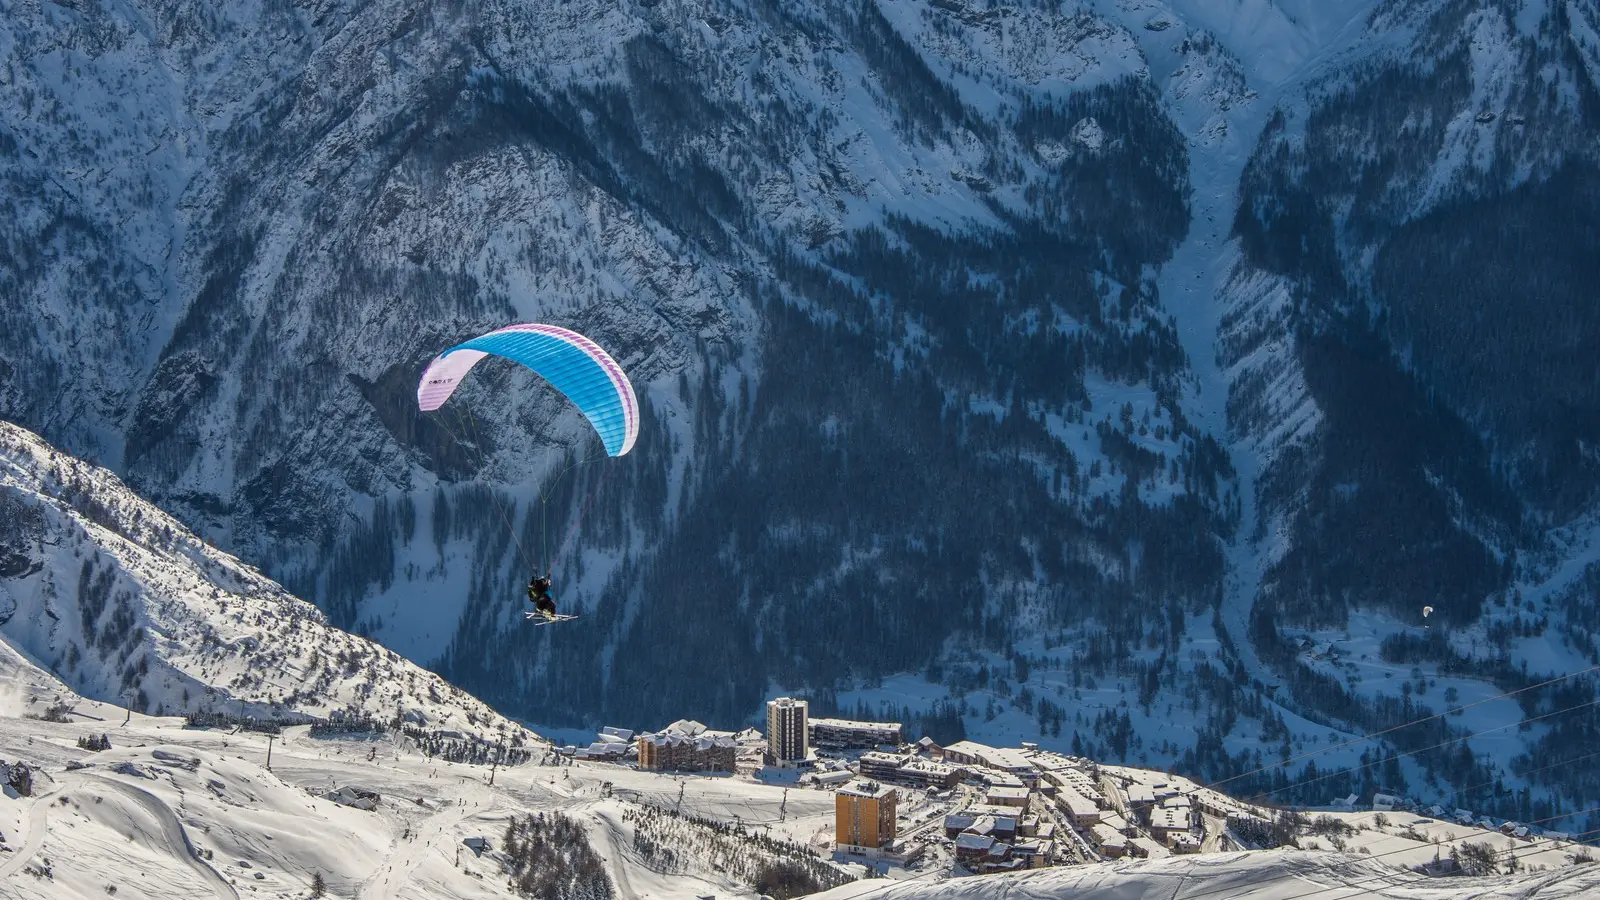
<box><xmin>836</xmin><ymin>781</ymin><xmax>898</xmax><ymax>854</ymax></box>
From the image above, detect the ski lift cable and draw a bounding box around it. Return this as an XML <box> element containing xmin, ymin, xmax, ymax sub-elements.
<box><xmin>1235</xmin><ymin>697</ymin><xmax>1600</xmax><ymax>807</ymax></box>
<box><xmin>1197</xmin><ymin>663</ymin><xmax>1600</xmax><ymax>796</ymax></box>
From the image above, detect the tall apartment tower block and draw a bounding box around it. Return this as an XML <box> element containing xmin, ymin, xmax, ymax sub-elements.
<box><xmin>765</xmin><ymin>696</ymin><xmax>809</xmax><ymax>766</ymax></box>
<box><xmin>836</xmin><ymin>781</ymin><xmax>898</xmax><ymax>854</ymax></box>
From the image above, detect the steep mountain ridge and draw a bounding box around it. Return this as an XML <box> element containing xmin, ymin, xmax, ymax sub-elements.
<box><xmin>0</xmin><ymin>420</ymin><xmax>535</xmax><ymax>744</ymax></box>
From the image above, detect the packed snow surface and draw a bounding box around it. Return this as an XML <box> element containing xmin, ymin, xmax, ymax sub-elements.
<box><xmin>1</xmin><ymin>683</ymin><xmax>1596</xmax><ymax>900</ymax></box>
<box><xmin>811</xmin><ymin>849</ymin><xmax>1600</xmax><ymax>900</ymax></box>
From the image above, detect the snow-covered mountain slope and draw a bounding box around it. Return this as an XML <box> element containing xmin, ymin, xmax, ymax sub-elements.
<box><xmin>0</xmin><ymin>420</ymin><xmax>535</xmax><ymax>744</ymax></box>
<box><xmin>811</xmin><ymin>850</ymin><xmax>1600</xmax><ymax>900</ymax></box>
<box><xmin>1</xmin><ymin>699</ymin><xmax>1595</xmax><ymax>900</ymax></box>
<box><xmin>1197</xmin><ymin>0</ymin><xmax>1600</xmax><ymax>816</ymax></box>
<box><xmin>0</xmin><ymin>700</ymin><xmax>850</xmax><ymax>900</ymax></box>
<box><xmin>796</xmin><ymin>0</ymin><xmax>1600</xmax><ymax>825</ymax></box>
<box><xmin>0</xmin><ymin>628</ymin><xmax>83</xmax><ymax>720</ymax></box>
<box><xmin>1228</xmin><ymin>0</ymin><xmax>1600</xmax><ymax>629</ymax></box>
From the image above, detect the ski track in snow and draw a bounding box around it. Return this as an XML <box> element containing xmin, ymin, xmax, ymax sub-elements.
<box><xmin>359</xmin><ymin>797</ymin><xmax>475</xmax><ymax>900</ymax></box>
<box><xmin>587</xmin><ymin>804</ymin><xmax>644</xmax><ymax>900</ymax></box>
<box><xmin>75</xmin><ymin>773</ymin><xmax>238</xmax><ymax>900</ymax></box>
<box><xmin>0</xmin><ymin>788</ymin><xmax>54</xmax><ymax>883</ymax></box>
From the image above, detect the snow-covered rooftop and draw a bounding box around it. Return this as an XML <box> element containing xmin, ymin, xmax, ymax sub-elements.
<box><xmin>809</xmin><ymin>717</ymin><xmax>903</xmax><ymax>733</ymax></box>
<box><xmin>838</xmin><ymin>780</ymin><xmax>896</xmax><ymax>800</ymax></box>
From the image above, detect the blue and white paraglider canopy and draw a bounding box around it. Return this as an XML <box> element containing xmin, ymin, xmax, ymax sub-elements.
<box><xmin>416</xmin><ymin>323</ymin><xmax>639</xmax><ymax>457</ymax></box>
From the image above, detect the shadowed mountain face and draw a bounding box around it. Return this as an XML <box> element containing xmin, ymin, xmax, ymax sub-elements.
<box><xmin>1221</xmin><ymin>0</ymin><xmax>1600</xmax><ymax>817</ymax></box>
<box><xmin>3</xmin><ymin>0</ymin><xmax>1598</xmax><ymax>819</ymax></box>
<box><xmin>1235</xmin><ymin>0</ymin><xmax>1600</xmax><ymax>626</ymax></box>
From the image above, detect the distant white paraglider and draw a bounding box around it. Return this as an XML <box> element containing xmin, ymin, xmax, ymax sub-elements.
<box><xmin>1422</xmin><ymin>605</ymin><xmax>1434</xmax><ymax>626</ymax></box>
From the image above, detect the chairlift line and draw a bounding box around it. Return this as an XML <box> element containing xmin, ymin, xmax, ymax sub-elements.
<box><xmin>1236</xmin><ymin>697</ymin><xmax>1600</xmax><ymax>807</ymax></box>
<box><xmin>1202</xmin><ymin>663</ymin><xmax>1600</xmax><ymax>796</ymax></box>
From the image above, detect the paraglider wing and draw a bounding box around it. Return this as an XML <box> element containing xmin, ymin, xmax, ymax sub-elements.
<box><xmin>1423</xmin><ymin>606</ymin><xmax>1434</xmax><ymax>617</ymax></box>
<box><xmin>417</xmin><ymin>324</ymin><xmax>639</xmax><ymax>457</ymax></box>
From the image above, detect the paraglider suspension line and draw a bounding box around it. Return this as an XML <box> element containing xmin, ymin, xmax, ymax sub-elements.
<box><xmin>457</xmin><ymin>407</ymin><xmax>538</xmax><ymax>575</ymax></box>
<box><xmin>553</xmin><ymin>463</ymin><xmax>614</xmax><ymax>569</ymax></box>
<box><xmin>430</xmin><ymin>403</ymin><xmax>611</xmax><ymax>581</ymax></box>
<box><xmin>531</xmin><ymin>451</ymin><xmax>605</xmax><ymax>571</ymax></box>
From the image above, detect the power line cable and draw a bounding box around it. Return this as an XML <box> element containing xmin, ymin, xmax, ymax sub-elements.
<box><xmin>1083</xmin><ymin>663</ymin><xmax>1600</xmax><ymax>841</ymax></box>
<box><xmin>1436</xmin><ymin>748</ymin><xmax>1600</xmax><ymax>806</ymax></box>
<box><xmin>1235</xmin><ymin>698</ymin><xmax>1600</xmax><ymax>808</ymax></box>
<box><xmin>1201</xmin><ymin>663</ymin><xmax>1600</xmax><ymax>796</ymax></box>
<box><xmin>802</xmin><ymin>672</ymin><xmax>1600</xmax><ymax>900</ymax></box>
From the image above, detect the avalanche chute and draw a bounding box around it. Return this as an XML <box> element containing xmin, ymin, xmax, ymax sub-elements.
<box><xmin>416</xmin><ymin>323</ymin><xmax>638</xmax><ymax>457</ymax></box>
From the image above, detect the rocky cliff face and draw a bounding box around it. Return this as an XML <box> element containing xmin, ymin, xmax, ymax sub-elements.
<box><xmin>3</xmin><ymin>0</ymin><xmax>1598</xmax><ymax>819</ymax></box>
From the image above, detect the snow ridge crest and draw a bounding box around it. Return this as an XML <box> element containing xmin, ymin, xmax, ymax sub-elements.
<box><xmin>0</xmin><ymin>420</ymin><xmax>534</xmax><ymax>746</ymax></box>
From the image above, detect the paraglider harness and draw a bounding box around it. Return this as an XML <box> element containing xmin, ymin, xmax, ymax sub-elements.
<box><xmin>528</xmin><ymin>573</ymin><xmax>557</xmax><ymax>618</ymax></box>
